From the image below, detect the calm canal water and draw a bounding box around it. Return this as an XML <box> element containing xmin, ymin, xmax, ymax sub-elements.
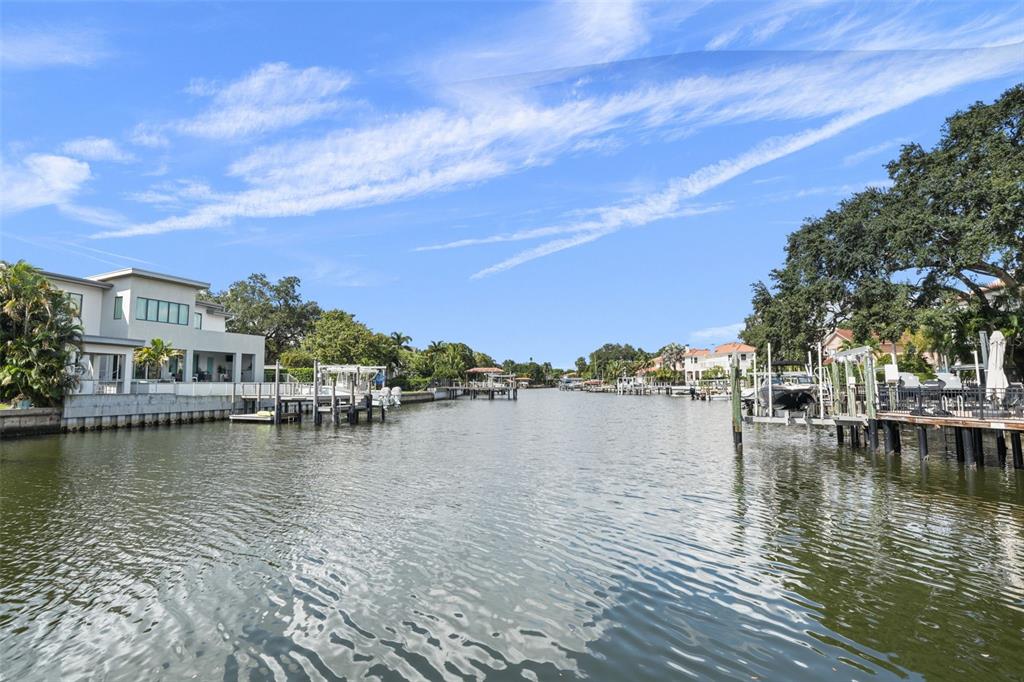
<box><xmin>2</xmin><ymin>391</ymin><xmax>1023</xmax><ymax>681</ymax></box>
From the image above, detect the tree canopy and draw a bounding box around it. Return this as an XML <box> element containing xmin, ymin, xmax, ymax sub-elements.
<box><xmin>207</xmin><ymin>274</ymin><xmax>322</xmax><ymax>362</ymax></box>
<box><xmin>742</xmin><ymin>85</ymin><xmax>1023</xmax><ymax>374</ymax></box>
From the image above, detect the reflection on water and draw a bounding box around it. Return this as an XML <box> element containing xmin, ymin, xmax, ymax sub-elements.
<box><xmin>1</xmin><ymin>392</ymin><xmax>1022</xmax><ymax>680</ymax></box>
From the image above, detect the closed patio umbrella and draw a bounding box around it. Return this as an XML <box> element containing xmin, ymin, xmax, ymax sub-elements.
<box><xmin>986</xmin><ymin>330</ymin><xmax>1008</xmax><ymax>398</ymax></box>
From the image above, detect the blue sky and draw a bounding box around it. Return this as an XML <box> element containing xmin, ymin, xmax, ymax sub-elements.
<box><xmin>2</xmin><ymin>1</ymin><xmax>1021</xmax><ymax>367</ymax></box>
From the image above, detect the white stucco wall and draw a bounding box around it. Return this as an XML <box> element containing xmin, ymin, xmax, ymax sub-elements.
<box><xmin>50</xmin><ymin>281</ymin><xmax>105</xmax><ymax>335</ymax></box>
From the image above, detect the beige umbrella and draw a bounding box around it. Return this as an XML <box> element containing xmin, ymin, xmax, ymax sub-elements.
<box><xmin>986</xmin><ymin>330</ymin><xmax>1008</xmax><ymax>398</ymax></box>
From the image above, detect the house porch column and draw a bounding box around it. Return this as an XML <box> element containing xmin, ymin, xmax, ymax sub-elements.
<box><xmin>122</xmin><ymin>351</ymin><xmax>134</xmax><ymax>394</ymax></box>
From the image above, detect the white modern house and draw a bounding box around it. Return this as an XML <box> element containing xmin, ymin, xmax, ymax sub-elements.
<box><xmin>43</xmin><ymin>268</ymin><xmax>265</xmax><ymax>394</ymax></box>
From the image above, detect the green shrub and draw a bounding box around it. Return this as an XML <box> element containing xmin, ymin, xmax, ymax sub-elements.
<box><xmin>286</xmin><ymin>367</ymin><xmax>314</xmax><ymax>382</ymax></box>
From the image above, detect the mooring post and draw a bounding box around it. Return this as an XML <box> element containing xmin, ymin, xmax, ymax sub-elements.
<box><xmin>365</xmin><ymin>393</ymin><xmax>373</xmax><ymax>422</ymax></box>
<box><xmin>312</xmin><ymin>360</ymin><xmax>319</xmax><ymax>425</ymax></box>
<box><xmin>274</xmin><ymin>361</ymin><xmax>281</xmax><ymax>425</ymax></box>
<box><xmin>883</xmin><ymin>421</ymin><xmax>893</xmax><ymax>454</ymax></box>
<box><xmin>730</xmin><ymin>357</ymin><xmax>743</xmax><ymax>452</ymax></box>
<box><xmin>851</xmin><ymin>423</ymin><xmax>860</xmax><ymax>447</ymax></box>
<box><xmin>892</xmin><ymin>423</ymin><xmax>902</xmax><ymax>454</ymax></box>
<box><xmin>917</xmin><ymin>425</ymin><xmax>928</xmax><ymax>458</ymax></box>
<box><xmin>829</xmin><ymin>360</ymin><xmax>842</xmax><ymax>419</ymax></box>
<box><xmin>331</xmin><ymin>376</ymin><xmax>338</xmax><ymax>425</ymax></box>
<box><xmin>972</xmin><ymin>428</ymin><xmax>984</xmax><ymax>466</ymax></box>
<box><xmin>864</xmin><ymin>355</ymin><xmax>878</xmax><ymax>450</ymax></box>
<box><xmin>836</xmin><ymin>423</ymin><xmax>845</xmax><ymax>444</ymax></box>
<box><xmin>996</xmin><ymin>431</ymin><xmax>1007</xmax><ymax>466</ymax></box>
<box><xmin>845</xmin><ymin>360</ymin><xmax>857</xmax><ymax>421</ymax></box>
<box><xmin>347</xmin><ymin>403</ymin><xmax>357</xmax><ymax>425</ymax></box>
<box><xmin>1011</xmin><ymin>432</ymin><xmax>1023</xmax><ymax>469</ymax></box>
<box><xmin>954</xmin><ymin>427</ymin><xmax>965</xmax><ymax>462</ymax></box>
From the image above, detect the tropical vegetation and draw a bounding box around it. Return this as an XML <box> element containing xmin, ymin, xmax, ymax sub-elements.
<box><xmin>206</xmin><ymin>272</ymin><xmax>563</xmax><ymax>388</ymax></box>
<box><xmin>134</xmin><ymin>339</ymin><xmax>184</xmax><ymax>380</ymax></box>
<box><xmin>0</xmin><ymin>261</ymin><xmax>83</xmax><ymax>406</ymax></box>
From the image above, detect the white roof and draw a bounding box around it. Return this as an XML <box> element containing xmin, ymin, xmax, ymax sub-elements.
<box><xmin>87</xmin><ymin>268</ymin><xmax>210</xmax><ymax>290</ymax></box>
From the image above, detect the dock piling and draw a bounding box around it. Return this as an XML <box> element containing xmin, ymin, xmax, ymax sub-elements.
<box><xmin>313</xmin><ymin>361</ymin><xmax>321</xmax><ymax>426</ymax></box>
<box><xmin>916</xmin><ymin>425</ymin><xmax>928</xmax><ymax>458</ymax></box>
<box><xmin>996</xmin><ymin>431</ymin><xmax>1007</xmax><ymax>466</ymax></box>
<box><xmin>972</xmin><ymin>428</ymin><xmax>984</xmax><ymax>466</ymax></box>
<box><xmin>730</xmin><ymin>357</ymin><xmax>742</xmax><ymax>451</ymax></box>
<box><xmin>273</xmin><ymin>362</ymin><xmax>281</xmax><ymax>425</ymax></box>
<box><xmin>1011</xmin><ymin>432</ymin><xmax>1023</xmax><ymax>469</ymax></box>
<box><xmin>954</xmin><ymin>427</ymin><xmax>965</xmax><ymax>462</ymax></box>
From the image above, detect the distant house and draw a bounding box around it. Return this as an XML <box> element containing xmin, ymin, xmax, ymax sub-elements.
<box><xmin>822</xmin><ymin>327</ymin><xmax>939</xmax><ymax>366</ymax></box>
<box><xmin>699</xmin><ymin>343</ymin><xmax>757</xmax><ymax>376</ymax></box>
<box><xmin>638</xmin><ymin>352</ymin><xmax>686</xmax><ymax>376</ymax></box>
<box><xmin>821</xmin><ymin>328</ymin><xmax>856</xmax><ymax>359</ymax></box>
<box><xmin>683</xmin><ymin>348</ymin><xmax>710</xmax><ymax>382</ymax></box>
<box><xmin>43</xmin><ymin>268</ymin><xmax>266</xmax><ymax>393</ymax></box>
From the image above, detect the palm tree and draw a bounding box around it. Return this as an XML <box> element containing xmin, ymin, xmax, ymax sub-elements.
<box><xmin>390</xmin><ymin>331</ymin><xmax>412</xmax><ymax>351</ymax></box>
<box><xmin>660</xmin><ymin>343</ymin><xmax>687</xmax><ymax>373</ymax></box>
<box><xmin>134</xmin><ymin>338</ymin><xmax>183</xmax><ymax>380</ymax></box>
<box><xmin>426</xmin><ymin>340</ymin><xmax>447</xmax><ymax>355</ymax></box>
<box><xmin>0</xmin><ymin>261</ymin><xmax>83</xmax><ymax>404</ymax></box>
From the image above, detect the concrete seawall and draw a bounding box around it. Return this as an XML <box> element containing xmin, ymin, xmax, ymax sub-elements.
<box><xmin>0</xmin><ymin>407</ymin><xmax>63</xmax><ymax>438</ymax></box>
<box><xmin>1</xmin><ymin>389</ymin><xmax>445</xmax><ymax>439</ymax></box>
<box><xmin>63</xmin><ymin>394</ymin><xmax>235</xmax><ymax>432</ymax></box>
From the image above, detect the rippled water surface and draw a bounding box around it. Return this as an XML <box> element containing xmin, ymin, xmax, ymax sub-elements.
<box><xmin>2</xmin><ymin>391</ymin><xmax>1023</xmax><ymax>680</ymax></box>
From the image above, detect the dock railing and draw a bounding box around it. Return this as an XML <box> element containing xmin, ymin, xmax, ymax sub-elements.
<box><xmin>877</xmin><ymin>384</ymin><xmax>1023</xmax><ymax>421</ymax></box>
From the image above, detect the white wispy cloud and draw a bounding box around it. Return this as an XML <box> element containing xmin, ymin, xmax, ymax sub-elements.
<box><xmin>466</xmin><ymin>44</ymin><xmax>1021</xmax><ymax>277</ymax></box>
<box><xmin>427</xmin><ymin>0</ymin><xmax>652</xmax><ymax>85</ymax></box>
<box><xmin>690</xmin><ymin>322</ymin><xmax>744</xmax><ymax>343</ymax></box>
<box><xmin>417</xmin><ymin>204</ymin><xmax>726</xmax><ymax>252</ymax></box>
<box><xmin>94</xmin><ymin>44</ymin><xmax>1019</xmax><ymax>241</ymax></box>
<box><xmin>57</xmin><ymin>203</ymin><xmax>130</xmax><ymax>228</ymax></box>
<box><xmin>3</xmin><ymin>232</ymin><xmax>156</xmax><ymax>268</ymax></box>
<box><xmin>129</xmin><ymin>124</ymin><xmax>170</xmax><ymax>149</ymax></box>
<box><xmin>703</xmin><ymin>1</ymin><xmax>1024</xmax><ymax>51</ymax></box>
<box><xmin>0</xmin><ymin>26</ymin><xmax>110</xmax><ymax>69</ymax></box>
<box><xmin>170</xmin><ymin>62</ymin><xmax>352</xmax><ymax>139</ymax></box>
<box><xmin>61</xmin><ymin>137</ymin><xmax>135</xmax><ymax>163</ymax></box>
<box><xmin>0</xmin><ymin>154</ymin><xmax>91</xmax><ymax>213</ymax></box>
<box><xmin>841</xmin><ymin>138</ymin><xmax>905</xmax><ymax>167</ymax></box>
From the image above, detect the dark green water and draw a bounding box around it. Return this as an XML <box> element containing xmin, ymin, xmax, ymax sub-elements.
<box><xmin>1</xmin><ymin>391</ymin><xmax>1022</xmax><ymax>681</ymax></box>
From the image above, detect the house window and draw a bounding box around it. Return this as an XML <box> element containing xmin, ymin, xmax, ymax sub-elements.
<box><xmin>134</xmin><ymin>296</ymin><xmax>190</xmax><ymax>325</ymax></box>
<box><xmin>194</xmin><ymin>312</ymin><xmax>202</xmax><ymax>329</ymax></box>
<box><xmin>113</xmin><ymin>295</ymin><xmax>123</xmax><ymax>319</ymax></box>
<box><xmin>66</xmin><ymin>292</ymin><xmax>83</xmax><ymax>314</ymax></box>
